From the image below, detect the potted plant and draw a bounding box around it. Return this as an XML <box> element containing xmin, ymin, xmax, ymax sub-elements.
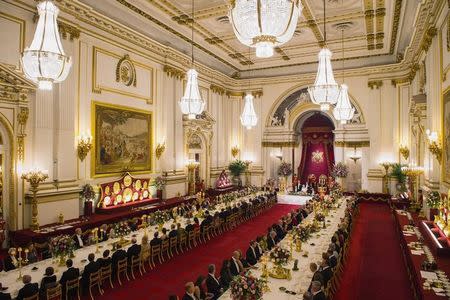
<box><xmin>228</xmin><ymin>160</ymin><xmax>247</xmax><ymax>187</ymax></box>
<box><xmin>331</xmin><ymin>162</ymin><xmax>349</xmax><ymax>191</ymax></box>
<box><xmin>426</xmin><ymin>191</ymin><xmax>441</xmax><ymax>221</ymax></box>
<box><xmin>389</xmin><ymin>163</ymin><xmax>407</xmax><ymax>192</ymax></box>
<box><xmin>153</xmin><ymin>176</ymin><xmax>167</xmax><ymax>201</ymax></box>
<box><xmin>277</xmin><ymin>162</ymin><xmax>293</xmax><ymax>192</ymax></box>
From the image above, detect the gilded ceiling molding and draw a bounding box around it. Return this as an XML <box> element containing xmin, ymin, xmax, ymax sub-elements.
<box><xmin>262</xmin><ymin>141</ymin><xmax>298</xmax><ymax>148</ymax></box>
<box><xmin>163</xmin><ymin>65</ymin><xmax>185</xmax><ymax>80</ymax></box>
<box><xmin>375</xmin><ymin>1</ymin><xmax>385</xmax><ymax>49</ymax></box>
<box><xmin>421</xmin><ymin>27</ymin><xmax>438</xmax><ymax>53</ymax></box>
<box><xmin>367</xmin><ymin>80</ymin><xmax>383</xmax><ymax>89</ymax></box>
<box><xmin>58</xmin><ymin>22</ymin><xmax>80</xmax><ymax>41</ymax></box>
<box><xmin>210</xmin><ymin>84</ymin><xmax>227</xmax><ymax>96</ymax></box>
<box><xmin>334</xmin><ymin>141</ymin><xmax>370</xmax><ymax>147</ymax></box>
<box><xmin>301</xmin><ymin>0</ymin><xmax>324</xmax><ymax>48</ymax></box>
<box><xmin>391</xmin><ymin>77</ymin><xmax>410</xmax><ymax>86</ymax></box>
<box><xmin>389</xmin><ymin>0</ymin><xmax>403</xmax><ymax>54</ymax></box>
<box><xmin>363</xmin><ymin>0</ymin><xmax>375</xmax><ymax>50</ymax></box>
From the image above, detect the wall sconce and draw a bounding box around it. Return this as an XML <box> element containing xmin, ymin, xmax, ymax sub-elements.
<box><xmin>426</xmin><ymin>130</ymin><xmax>442</xmax><ymax>163</ymax></box>
<box><xmin>155</xmin><ymin>139</ymin><xmax>166</xmax><ymax>160</ymax></box>
<box><xmin>77</xmin><ymin>133</ymin><xmax>92</xmax><ymax>161</ymax></box>
<box><xmin>21</xmin><ymin>168</ymin><xmax>49</xmax><ymax>230</ymax></box>
<box><xmin>399</xmin><ymin>145</ymin><xmax>410</xmax><ymax>160</ymax></box>
<box><xmin>231</xmin><ymin>145</ymin><xmax>240</xmax><ymax>158</ymax></box>
<box><xmin>348</xmin><ymin>146</ymin><xmax>361</xmax><ymax>164</ymax></box>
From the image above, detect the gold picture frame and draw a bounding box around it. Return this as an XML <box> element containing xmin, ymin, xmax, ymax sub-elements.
<box><xmin>91</xmin><ymin>101</ymin><xmax>153</xmax><ymax>178</ymax></box>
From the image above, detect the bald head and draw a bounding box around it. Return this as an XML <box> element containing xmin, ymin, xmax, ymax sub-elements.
<box><xmin>22</xmin><ymin>275</ymin><xmax>31</xmax><ymax>284</ymax></box>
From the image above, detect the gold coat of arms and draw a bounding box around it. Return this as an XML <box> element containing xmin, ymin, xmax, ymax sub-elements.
<box><xmin>311</xmin><ymin>150</ymin><xmax>324</xmax><ymax>164</ymax></box>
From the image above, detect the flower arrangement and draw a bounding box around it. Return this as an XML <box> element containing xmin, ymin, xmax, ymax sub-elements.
<box><xmin>322</xmin><ymin>195</ymin><xmax>336</xmax><ymax>210</ymax></box>
<box><xmin>152</xmin><ymin>210</ymin><xmax>167</xmax><ymax>226</ymax></box>
<box><xmin>80</xmin><ymin>184</ymin><xmax>95</xmax><ymax>201</ymax></box>
<box><xmin>51</xmin><ymin>235</ymin><xmax>75</xmax><ymax>258</ymax></box>
<box><xmin>153</xmin><ymin>176</ymin><xmax>166</xmax><ymax>190</ymax></box>
<box><xmin>269</xmin><ymin>246</ymin><xmax>291</xmax><ymax>266</ymax></box>
<box><xmin>277</xmin><ymin>162</ymin><xmax>293</xmax><ymax>177</ymax></box>
<box><xmin>315</xmin><ymin>212</ymin><xmax>325</xmax><ymax>222</ymax></box>
<box><xmin>426</xmin><ymin>191</ymin><xmax>441</xmax><ymax>208</ymax></box>
<box><xmin>331</xmin><ymin>162</ymin><xmax>349</xmax><ymax>178</ymax></box>
<box><xmin>294</xmin><ymin>225</ymin><xmax>311</xmax><ymax>242</ymax></box>
<box><xmin>230</xmin><ymin>273</ymin><xmax>264</xmax><ymax>300</ymax></box>
<box><xmin>222</xmin><ymin>193</ymin><xmax>236</xmax><ymax>204</ymax></box>
<box><xmin>113</xmin><ymin>222</ymin><xmax>131</xmax><ymax>238</ymax></box>
<box><xmin>228</xmin><ymin>160</ymin><xmax>248</xmax><ymax>177</ymax></box>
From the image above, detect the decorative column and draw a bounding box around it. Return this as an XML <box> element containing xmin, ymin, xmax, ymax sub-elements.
<box><xmin>21</xmin><ymin>170</ymin><xmax>48</xmax><ymax>230</ymax></box>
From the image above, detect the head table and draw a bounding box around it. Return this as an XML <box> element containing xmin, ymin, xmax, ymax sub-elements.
<box><xmin>220</xmin><ymin>197</ymin><xmax>348</xmax><ymax>300</ymax></box>
<box><xmin>0</xmin><ymin>192</ymin><xmax>268</xmax><ymax>298</ymax></box>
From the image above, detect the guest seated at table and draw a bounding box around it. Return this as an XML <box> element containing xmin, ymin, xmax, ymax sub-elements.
<box><xmin>98</xmin><ymin>224</ymin><xmax>109</xmax><ymax>242</ymax></box>
<box><xmin>267</xmin><ymin>230</ymin><xmax>277</xmax><ymax>250</ymax></box>
<box><xmin>17</xmin><ymin>275</ymin><xmax>38</xmax><ymax>300</ymax></box>
<box><xmin>85</xmin><ymin>231</ymin><xmax>96</xmax><ymax>246</ymax></box>
<box><xmin>237</xmin><ymin>249</ymin><xmax>250</xmax><ymax>269</ymax></box>
<box><xmin>97</xmin><ymin>250</ymin><xmax>111</xmax><ymax>268</ymax></box>
<box><xmin>130</xmin><ymin>219</ymin><xmax>139</xmax><ymax>232</ymax></box>
<box><xmin>111</xmin><ymin>245</ymin><xmax>127</xmax><ymax>277</ymax></box>
<box><xmin>319</xmin><ymin>257</ymin><xmax>333</xmax><ymax>288</ymax></box>
<box><xmin>160</xmin><ymin>228</ymin><xmax>168</xmax><ymax>240</ymax></box>
<box><xmin>255</xmin><ymin>236</ymin><xmax>264</xmax><ymax>258</ymax></box>
<box><xmin>219</xmin><ymin>259</ymin><xmax>233</xmax><ymax>289</ymax></box>
<box><xmin>310</xmin><ymin>281</ymin><xmax>326</xmax><ymax>300</ymax></box>
<box><xmin>81</xmin><ymin>253</ymin><xmax>99</xmax><ymax>292</ymax></box>
<box><xmin>230</xmin><ymin>251</ymin><xmax>243</xmax><ymax>276</ymax></box>
<box><xmin>194</xmin><ymin>275</ymin><xmax>213</xmax><ymax>300</ymax></box>
<box><xmin>303</xmin><ymin>291</ymin><xmax>313</xmax><ymax>300</ymax></box>
<box><xmin>274</xmin><ymin>220</ymin><xmax>285</xmax><ymax>241</ymax></box>
<box><xmin>193</xmin><ymin>217</ymin><xmax>200</xmax><ymax>230</ymax></box>
<box><xmin>327</xmin><ymin>249</ymin><xmax>337</xmax><ymax>268</ymax></box>
<box><xmin>331</xmin><ymin>236</ymin><xmax>341</xmax><ymax>254</ymax></box>
<box><xmin>169</xmin><ymin>224</ymin><xmax>178</xmax><ymax>238</ymax></box>
<box><xmin>308</xmin><ymin>263</ymin><xmax>324</xmax><ymax>291</ymax></box>
<box><xmin>4</xmin><ymin>248</ymin><xmax>17</xmax><ymax>271</ymax></box>
<box><xmin>140</xmin><ymin>234</ymin><xmax>150</xmax><ymax>262</ymax></box>
<box><xmin>150</xmin><ymin>232</ymin><xmax>162</xmax><ymax>247</ymax></box>
<box><xmin>73</xmin><ymin>228</ymin><xmax>85</xmax><ymax>249</ymax></box>
<box><xmin>206</xmin><ymin>264</ymin><xmax>223</xmax><ymax>299</ymax></box>
<box><xmin>182</xmin><ymin>281</ymin><xmax>196</xmax><ymax>300</ymax></box>
<box><xmin>246</xmin><ymin>240</ymin><xmax>258</xmax><ymax>266</ymax></box>
<box><xmin>59</xmin><ymin>259</ymin><xmax>80</xmax><ymax>297</ymax></box>
<box><xmin>127</xmin><ymin>237</ymin><xmax>141</xmax><ymax>264</ymax></box>
<box><xmin>26</xmin><ymin>243</ymin><xmax>38</xmax><ymax>264</ymax></box>
<box><xmin>177</xmin><ymin>223</ymin><xmax>186</xmax><ymax>239</ymax></box>
<box><xmin>0</xmin><ymin>283</ymin><xmax>11</xmax><ymax>300</ymax></box>
<box><xmin>185</xmin><ymin>220</ymin><xmax>194</xmax><ymax>233</ymax></box>
<box><xmin>40</xmin><ymin>266</ymin><xmax>57</xmax><ymax>298</ymax></box>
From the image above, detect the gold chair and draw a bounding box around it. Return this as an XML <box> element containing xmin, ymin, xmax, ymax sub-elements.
<box><xmin>178</xmin><ymin>232</ymin><xmax>187</xmax><ymax>252</ymax></box>
<box><xmin>193</xmin><ymin>227</ymin><xmax>201</xmax><ymax>245</ymax></box>
<box><xmin>169</xmin><ymin>236</ymin><xmax>179</xmax><ymax>256</ymax></box>
<box><xmin>201</xmin><ymin>225</ymin><xmax>210</xmax><ymax>243</ymax></box>
<box><xmin>130</xmin><ymin>255</ymin><xmax>143</xmax><ymax>279</ymax></box>
<box><xmin>65</xmin><ymin>278</ymin><xmax>80</xmax><ymax>300</ymax></box>
<box><xmin>100</xmin><ymin>265</ymin><xmax>114</xmax><ymax>289</ymax></box>
<box><xmin>150</xmin><ymin>244</ymin><xmax>162</xmax><ymax>267</ymax></box>
<box><xmin>187</xmin><ymin>230</ymin><xmax>196</xmax><ymax>249</ymax></box>
<box><xmin>116</xmin><ymin>258</ymin><xmax>130</xmax><ymax>286</ymax></box>
<box><xmin>46</xmin><ymin>283</ymin><xmax>62</xmax><ymax>300</ymax></box>
<box><xmin>23</xmin><ymin>294</ymin><xmax>39</xmax><ymax>300</ymax></box>
<box><xmin>161</xmin><ymin>239</ymin><xmax>171</xmax><ymax>260</ymax></box>
<box><xmin>88</xmin><ymin>270</ymin><xmax>104</xmax><ymax>300</ymax></box>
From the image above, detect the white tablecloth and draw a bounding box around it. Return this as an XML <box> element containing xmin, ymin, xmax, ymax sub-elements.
<box><xmin>277</xmin><ymin>194</ymin><xmax>312</xmax><ymax>205</ymax></box>
<box><xmin>1</xmin><ymin>193</ymin><xmax>268</xmax><ymax>298</ymax></box>
<box><xmin>220</xmin><ymin>198</ymin><xmax>347</xmax><ymax>299</ymax></box>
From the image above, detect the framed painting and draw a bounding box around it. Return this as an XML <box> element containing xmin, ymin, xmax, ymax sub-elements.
<box><xmin>92</xmin><ymin>102</ymin><xmax>152</xmax><ymax>177</ymax></box>
<box><xmin>443</xmin><ymin>88</ymin><xmax>450</xmax><ymax>183</ymax></box>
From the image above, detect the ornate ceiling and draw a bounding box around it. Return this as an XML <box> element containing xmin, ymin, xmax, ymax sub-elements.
<box><xmin>80</xmin><ymin>0</ymin><xmax>419</xmax><ymax>78</ymax></box>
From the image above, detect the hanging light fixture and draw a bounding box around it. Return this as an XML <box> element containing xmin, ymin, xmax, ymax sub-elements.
<box><xmin>241</xmin><ymin>48</ymin><xmax>258</xmax><ymax>129</ymax></box>
<box><xmin>308</xmin><ymin>0</ymin><xmax>340</xmax><ymax>111</ymax></box>
<box><xmin>21</xmin><ymin>0</ymin><xmax>72</xmax><ymax>90</ymax></box>
<box><xmin>229</xmin><ymin>0</ymin><xmax>302</xmax><ymax>58</ymax></box>
<box><xmin>179</xmin><ymin>0</ymin><xmax>205</xmax><ymax>119</ymax></box>
<box><xmin>333</xmin><ymin>25</ymin><xmax>355</xmax><ymax>124</ymax></box>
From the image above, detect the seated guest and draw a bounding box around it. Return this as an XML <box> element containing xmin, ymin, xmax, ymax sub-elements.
<box><xmin>255</xmin><ymin>236</ymin><xmax>264</xmax><ymax>258</ymax></box>
<box><xmin>331</xmin><ymin>236</ymin><xmax>341</xmax><ymax>253</ymax></box>
<box><xmin>327</xmin><ymin>249</ymin><xmax>337</xmax><ymax>268</ymax></box>
<box><xmin>230</xmin><ymin>251</ymin><xmax>243</xmax><ymax>276</ymax></box>
<box><xmin>97</xmin><ymin>250</ymin><xmax>111</xmax><ymax>268</ymax></box>
<box><xmin>140</xmin><ymin>235</ymin><xmax>150</xmax><ymax>262</ymax></box>
<box><xmin>98</xmin><ymin>224</ymin><xmax>109</xmax><ymax>242</ymax></box>
<box><xmin>194</xmin><ymin>275</ymin><xmax>213</xmax><ymax>300</ymax></box>
<box><xmin>193</xmin><ymin>217</ymin><xmax>200</xmax><ymax>230</ymax></box>
<box><xmin>17</xmin><ymin>275</ymin><xmax>38</xmax><ymax>300</ymax></box>
<box><xmin>182</xmin><ymin>282</ymin><xmax>196</xmax><ymax>300</ymax></box>
<box><xmin>219</xmin><ymin>259</ymin><xmax>233</xmax><ymax>289</ymax></box>
<box><xmin>4</xmin><ymin>248</ymin><xmax>17</xmax><ymax>271</ymax></box>
<box><xmin>129</xmin><ymin>219</ymin><xmax>139</xmax><ymax>231</ymax></box>
<box><xmin>27</xmin><ymin>243</ymin><xmax>38</xmax><ymax>264</ymax></box>
<box><xmin>274</xmin><ymin>221</ymin><xmax>285</xmax><ymax>241</ymax></box>
<box><xmin>303</xmin><ymin>291</ymin><xmax>313</xmax><ymax>300</ymax></box>
<box><xmin>206</xmin><ymin>264</ymin><xmax>223</xmax><ymax>299</ymax></box>
<box><xmin>308</xmin><ymin>263</ymin><xmax>324</xmax><ymax>291</ymax></box>
<box><xmin>0</xmin><ymin>283</ymin><xmax>11</xmax><ymax>300</ymax></box>
<box><xmin>246</xmin><ymin>240</ymin><xmax>258</xmax><ymax>266</ymax></box>
<box><xmin>267</xmin><ymin>231</ymin><xmax>277</xmax><ymax>250</ymax></box>
<box><xmin>40</xmin><ymin>266</ymin><xmax>57</xmax><ymax>298</ymax></box>
<box><xmin>237</xmin><ymin>250</ymin><xmax>250</xmax><ymax>269</ymax></box>
<box><xmin>73</xmin><ymin>228</ymin><xmax>85</xmax><ymax>249</ymax></box>
<box><xmin>85</xmin><ymin>231</ymin><xmax>96</xmax><ymax>246</ymax></box>
<box><xmin>320</xmin><ymin>259</ymin><xmax>333</xmax><ymax>288</ymax></box>
<box><xmin>150</xmin><ymin>232</ymin><xmax>162</xmax><ymax>247</ymax></box>
<box><xmin>185</xmin><ymin>220</ymin><xmax>194</xmax><ymax>233</ymax></box>
<box><xmin>177</xmin><ymin>223</ymin><xmax>186</xmax><ymax>239</ymax></box>
<box><xmin>169</xmin><ymin>224</ymin><xmax>178</xmax><ymax>238</ymax></box>
<box><xmin>81</xmin><ymin>253</ymin><xmax>99</xmax><ymax>291</ymax></box>
<box><xmin>111</xmin><ymin>245</ymin><xmax>127</xmax><ymax>277</ymax></box>
<box><xmin>311</xmin><ymin>281</ymin><xmax>326</xmax><ymax>300</ymax></box>
<box><xmin>127</xmin><ymin>237</ymin><xmax>141</xmax><ymax>264</ymax></box>
<box><xmin>59</xmin><ymin>259</ymin><xmax>80</xmax><ymax>296</ymax></box>
<box><xmin>160</xmin><ymin>228</ymin><xmax>168</xmax><ymax>240</ymax></box>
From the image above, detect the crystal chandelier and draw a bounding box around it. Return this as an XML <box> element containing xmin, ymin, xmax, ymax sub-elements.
<box><xmin>179</xmin><ymin>0</ymin><xmax>205</xmax><ymax>119</ymax></box>
<box><xmin>240</xmin><ymin>93</ymin><xmax>258</xmax><ymax>129</ymax></box>
<box><xmin>308</xmin><ymin>0</ymin><xmax>340</xmax><ymax>111</ymax></box>
<box><xmin>333</xmin><ymin>27</ymin><xmax>355</xmax><ymax>124</ymax></box>
<box><xmin>21</xmin><ymin>1</ymin><xmax>72</xmax><ymax>90</ymax></box>
<box><xmin>229</xmin><ymin>0</ymin><xmax>302</xmax><ymax>58</ymax></box>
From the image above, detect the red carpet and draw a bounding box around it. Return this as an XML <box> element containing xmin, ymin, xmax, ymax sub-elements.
<box><xmin>89</xmin><ymin>204</ymin><xmax>298</xmax><ymax>300</ymax></box>
<box><xmin>333</xmin><ymin>202</ymin><xmax>414</xmax><ymax>300</ymax></box>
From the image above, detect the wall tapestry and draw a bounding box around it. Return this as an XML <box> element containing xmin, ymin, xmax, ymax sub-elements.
<box><xmin>92</xmin><ymin>102</ymin><xmax>152</xmax><ymax>177</ymax></box>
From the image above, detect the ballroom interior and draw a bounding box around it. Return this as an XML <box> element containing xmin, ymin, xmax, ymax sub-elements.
<box><xmin>0</xmin><ymin>0</ymin><xmax>449</xmax><ymax>299</ymax></box>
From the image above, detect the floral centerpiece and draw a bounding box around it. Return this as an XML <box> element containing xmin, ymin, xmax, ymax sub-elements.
<box><xmin>152</xmin><ymin>210</ymin><xmax>167</xmax><ymax>230</ymax></box>
<box><xmin>80</xmin><ymin>184</ymin><xmax>95</xmax><ymax>201</ymax></box>
<box><xmin>269</xmin><ymin>246</ymin><xmax>291</xmax><ymax>266</ymax></box>
<box><xmin>331</xmin><ymin>162</ymin><xmax>349</xmax><ymax>178</ymax></box>
<box><xmin>315</xmin><ymin>212</ymin><xmax>325</xmax><ymax>222</ymax></box>
<box><xmin>230</xmin><ymin>273</ymin><xmax>264</xmax><ymax>300</ymax></box>
<box><xmin>51</xmin><ymin>235</ymin><xmax>75</xmax><ymax>265</ymax></box>
<box><xmin>114</xmin><ymin>222</ymin><xmax>131</xmax><ymax>242</ymax></box>
<box><xmin>278</xmin><ymin>162</ymin><xmax>293</xmax><ymax>177</ymax></box>
<box><xmin>426</xmin><ymin>191</ymin><xmax>441</xmax><ymax>208</ymax></box>
<box><xmin>294</xmin><ymin>224</ymin><xmax>312</xmax><ymax>242</ymax></box>
<box><xmin>153</xmin><ymin>176</ymin><xmax>166</xmax><ymax>200</ymax></box>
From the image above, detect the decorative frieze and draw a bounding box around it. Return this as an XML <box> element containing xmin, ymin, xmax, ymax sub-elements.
<box><xmin>163</xmin><ymin>65</ymin><xmax>185</xmax><ymax>80</ymax></box>
<box><xmin>367</xmin><ymin>80</ymin><xmax>383</xmax><ymax>89</ymax></box>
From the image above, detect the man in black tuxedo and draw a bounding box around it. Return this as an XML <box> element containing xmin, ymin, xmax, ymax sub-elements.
<box><xmin>245</xmin><ymin>241</ymin><xmax>258</xmax><ymax>266</ymax></box>
<box><xmin>185</xmin><ymin>220</ymin><xmax>194</xmax><ymax>233</ymax></box>
<box><xmin>267</xmin><ymin>231</ymin><xmax>277</xmax><ymax>250</ymax></box>
<box><xmin>230</xmin><ymin>251</ymin><xmax>242</xmax><ymax>276</ymax></box>
<box><xmin>73</xmin><ymin>228</ymin><xmax>85</xmax><ymax>249</ymax></box>
<box><xmin>98</xmin><ymin>224</ymin><xmax>109</xmax><ymax>242</ymax></box>
<box><xmin>81</xmin><ymin>253</ymin><xmax>99</xmax><ymax>293</ymax></box>
<box><xmin>327</xmin><ymin>249</ymin><xmax>337</xmax><ymax>268</ymax></box>
<box><xmin>311</xmin><ymin>281</ymin><xmax>326</xmax><ymax>300</ymax></box>
<box><xmin>97</xmin><ymin>250</ymin><xmax>112</xmax><ymax>269</ymax></box>
<box><xmin>126</xmin><ymin>238</ymin><xmax>141</xmax><ymax>265</ymax></box>
<box><xmin>274</xmin><ymin>220</ymin><xmax>285</xmax><ymax>241</ymax></box>
<box><xmin>150</xmin><ymin>232</ymin><xmax>162</xmax><ymax>247</ymax></box>
<box><xmin>169</xmin><ymin>224</ymin><xmax>178</xmax><ymax>238</ymax></box>
<box><xmin>16</xmin><ymin>275</ymin><xmax>38</xmax><ymax>300</ymax></box>
<box><xmin>308</xmin><ymin>263</ymin><xmax>324</xmax><ymax>291</ymax></box>
<box><xmin>0</xmin><ymin>283</ymin><xmax>11</xmax><ymax>300</ymax></box>
<box><xmin>255</xmin><ymin>237</ymin><xmax>263</xmax><ymax>259</ymax></box>
<box><xmin>182</xmin><ymin>282</ymin><xmax>196</xmax><ymax>300</ymax></box>
<box><xmin>320</xmin><ymin>260</ymin><xmax>333</xmax><ymax>288</ymax></box>
<box><xmin>206</xmin><ymin>264</ymin><xmax>222</xmax><ymax>300</ymax></box>
<box><xmin>111</xmin><ymin>245</ymin><xmax>127</xmax><ymax>278</ymax></box>
<box><xmin>59</xmin><ymin>259</ymin><xmax>80</xmax><ymax>297</ymax></box>
<box><xmin>201</xmin><ymin>211</ymin><xmax>213</xmax><ymax>230</ymax></box>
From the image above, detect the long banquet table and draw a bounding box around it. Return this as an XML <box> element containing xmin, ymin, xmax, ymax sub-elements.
<box><xmin>1</xmin><ymin>193</ymin><xmax>270</xmax><ymax>298</ymax></box>
<box><xmin>220</xmin><ymin>197</ymin><xmax>348</xmax><ymax>299</ymax></box>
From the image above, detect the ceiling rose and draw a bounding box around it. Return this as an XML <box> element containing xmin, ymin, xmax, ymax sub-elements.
<box><xmin>229</xmin><ymin>0</ymin><xmax>302</xmax><ymax>58</ymax></box>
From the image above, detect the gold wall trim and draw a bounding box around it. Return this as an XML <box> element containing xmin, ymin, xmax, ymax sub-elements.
<box><xmin>368</xmin><ymin>80</ymin><xmax>383</xmax><ymax>89</ymax></box>
<box><xmin>163</xmin><ymin>65</ymin><xmax>185</xmax><ymax>80</ymax></box>
<box><xmin>262</xmin><ymin>141</ymin><xmax>298</xmax><ymax>147</ymax></box>
<box><xmin>92</xmin><ymin>46</ymin><xmax>155</xmax><ymax>104</ymax></box>
<box><xmin>389</xmin><ymin>0</ymin><xmax>403</xmax><ymax>54</ymax></box>
<box><xmin>335</xmin><ymin>141</ymin><xmax>370</xmax><ymax>147</ymax></box>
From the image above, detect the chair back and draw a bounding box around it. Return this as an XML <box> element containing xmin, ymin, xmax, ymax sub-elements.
<box><xmin>161</xmin><ymin>239</ymin><xmax>169</xmax><ymax>251</ymax></box>
<box><xmin>150</xmin><ymin>244</ymin><xmax>161</xmax><ymax>255</ymax></box>
<box><xmin>89</xmin><ymin>270</ymin><xmax>101</xmax><ymax>285</ymax></box>
<box><xmin>23</xmin><ymin>294</ymin><xmax>39</xmax><ymax>300</ymax></box>
<box><xmin>100</xmin><ymin>265</ymin><xmax>112</xmax><ymax>279</ymax></box>
<box><xmin>66</xmin><ymin>278</ymin><xmax>80</xmax><ymax>291</ymax></box>
<box><xmin>179</xmin><ymin>232</ymin><xmax>187</xmax><ymax>243</ymax></box>
<box><xmin>131</xmin><ymin>255</ymin><xmax>140</xmax><ymax>267</ymax></box>
<box><xmin>169</xmin><ymin>236</ymin><xmax>177</xmax><ymax>247</ymax></box>
<box><xmin>46</xmin><ymin>283</ymin><xmax>62</xmax><ymax>300</ymax></box>
<box><xmin>117</xmin><ymin>257</ymin><xmax>127</xmax><ymax>272</ymax></box>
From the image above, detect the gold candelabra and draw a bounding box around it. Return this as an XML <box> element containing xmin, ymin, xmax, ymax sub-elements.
<box><xmin>21</xmin><ymin>169</ymin><xmax>49</xmax><ymax>230</ymax></box>
<box><xmin>426</xmin><ymin>130</ymin><xmax>442</xmax><ymax>163</ymax></box>
<box><xmin>399</xmin><ymin>145</ymin><xmax>410</xmax><ymax>160</ymax></box>
<box><xmin>77</xmin><ymin>133</ymin><xmax>92</xmax><ymax>161</ymax></box>
<box><xmin>155</xmin><ymin>140</ymin><xmax>166</xmax><ymax>160</ymax></box>
<box><xmin>379</xmin><ymin>162</ymin><xmax>393</xmax><ymax>194</ymax></box>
